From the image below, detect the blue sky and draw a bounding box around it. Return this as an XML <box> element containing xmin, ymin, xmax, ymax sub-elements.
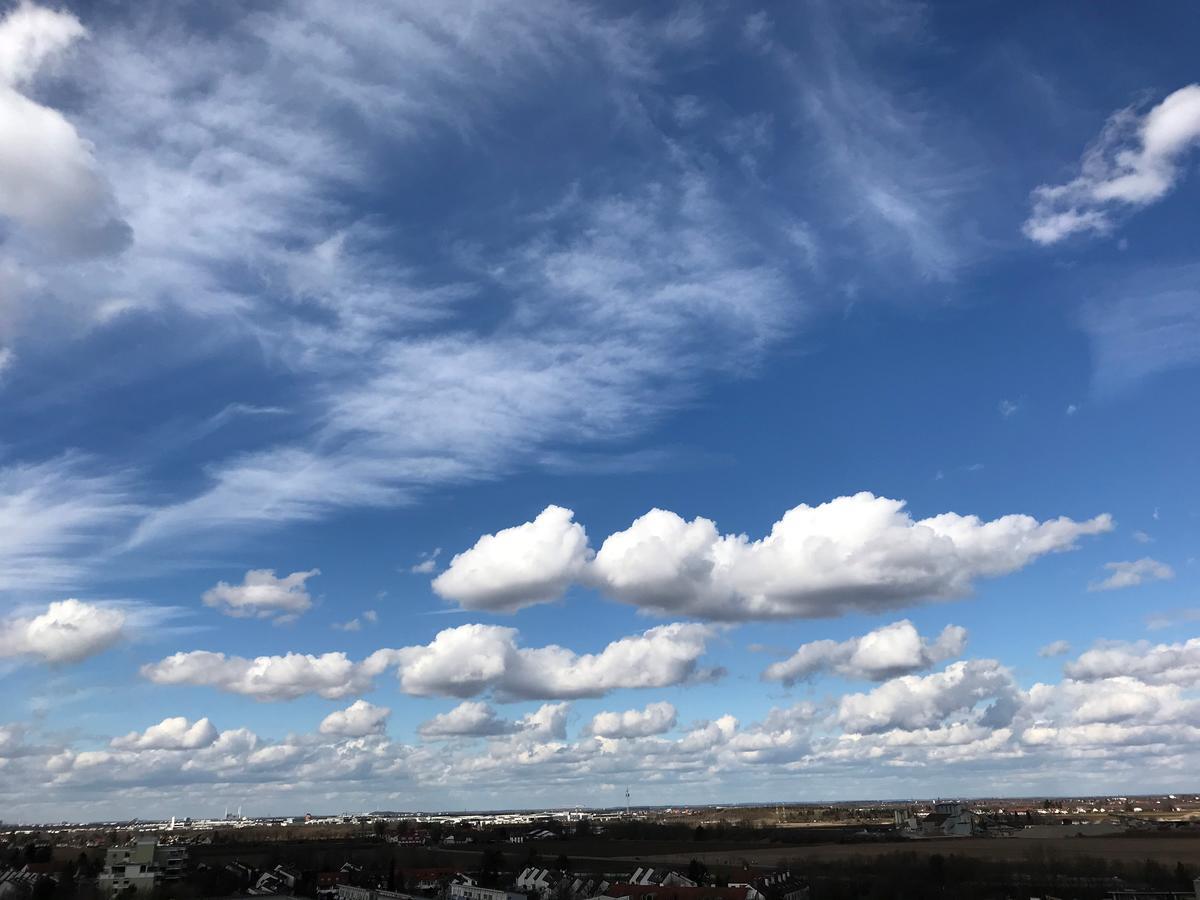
<box><xmin>1</xmin><ymin>0</ymin><xmax>1199</xmax><ymax>822</ymax></box>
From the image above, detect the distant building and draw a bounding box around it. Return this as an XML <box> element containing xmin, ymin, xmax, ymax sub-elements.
<box><xmin>895</xmin><ymin>802</ymin><xmax>976</xmax><ymax>838</ymax></box>
<box><xmin>448</xmin><ymin>883</ymin><xmax>526</xmax><ymax>900</ymax></box>
<box><xmin>1106</xmin><ymin>881</ymin><xmax>1200</xmax><ymax>900</ymax></box>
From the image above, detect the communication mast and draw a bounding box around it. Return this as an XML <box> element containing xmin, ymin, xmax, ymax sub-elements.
<box><xmin>625</xmin><ymin>787</ymin><xmax>631</xmax><ymax>817</ymax></box>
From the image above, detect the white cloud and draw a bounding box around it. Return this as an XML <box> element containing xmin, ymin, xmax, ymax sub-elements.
<box><xmin>15</xmin><ymin>645</ymin><xmax>1200</xmax><ymax>821</ymax></box>
<box><xmin>1038</xmin><ymin>640</ymin><xmax>1071</xmax><ymax>658</ymax></box>
<box><xmin>435</xmin><ymin>496</ymin><xmax>1109</xmax><ymax>623</ymax></box>
<box><xmin>432</xmin><ymin>506</ymin><xmax>590</xmax><ymax>612</ymax></box>
<box><xmin>1024</xmin><ymin>84</ymin><xmax>1200</xmax><ymax>244</ymax></box>
<box><xmin>141</xmin><ymin>649</ymin><xmax>395</xmax><ymax>701</ymax></box>
<box><xmin>998</xmin><ymin>399</ymin><xmax>1020</xmax><ymax>418</ymax></box>
<box><xmin>517</xmin><ymin>702</ymin><xmax>570</xmax><ymax>740</ymax></box>
<box><xmin>836</xmin><ymin>659</ymin><xmax>1017</xmax><ymax>734</ymax></box>
<box><xmin>1089</xmin><ymin>558</ymin><xmax>1174</xmax><ymax>592</ymax></box>
<box><xmin>418</xmin><ymin>701</ymin><xmax>519</xmax><ymax>739</ymax></box>
<box><xmin>319</xmin><ymin>699</ymin><xmax>390</xmax><ymax>737</ymax></box>
<box><xmin>202</xmin><ymin>568</ymin><xmax>320</xmax><ymax>620</ymax></box>
<box><xmin>333</xmin><ymin>608</ymin><xmax>379</xmax><ymax>631</ymax></box>
<box><xmin>763</xmin><ymin>620</ymin><xmax>966</xmax><ymax>685</ymax></box>
<box><xmin>1132</xmin><ymin>530</ymin><xmax>1152</xmax><ymax>544</ymax></box>
<box><xmin>0</xmin><ymin>2</ymin><xmax>130</xmax><ymax>257</ymax></box>
<box><xmin>140</xmin><ymin>622</ymin><xmax>713</xmax><ymax>702</ymax></box>
<box><xmin>410</xmin><ymin>548</ymin><xmax>442</xmax><ymax>575</ymax></box>
<box><xmin>0</xmin><ymin>599</ymin><xmax>125</xmax><ymax>664</ymax></box>
<box><xmin>589</xmin><ymin>493</ymin><xmax>1111</xmax><ymax>620</ymax></box>
<box><xmin>1065</xmin><ymin>638</ymin><xmax>1200</xmax><ymax>687</ymax></box>
<box><xmin>111</xmin><ymin>716</ymin><xmax>218</xmax><ymax>751</ymax></box>
<box><xmin>393</xmin><ymin>622</ymin><xmax>716</xmax><ymax>701</ymax></box>
<box><xmin>588</xmin><ymin>701</ymin><xmax>677</xmax><ymax>738</ymax></box>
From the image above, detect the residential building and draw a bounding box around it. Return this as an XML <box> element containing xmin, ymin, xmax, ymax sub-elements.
<box><xmin>337</xmin><ymin>887</ymin><xmax>425</xmax><ymax>900</ymax></box>
<box><xmin>99</xmin><ymin>839</ymin><xmax>188</xmax><ymax>897</ymax></box>
<box><xmin>600</xmin><ymin>885</ymin><xmax>761</xmax><ymax>900</ymax></box>
<box><xmin>629</xmin><ymin>870</ymin><xmax>697</xmax><ymax>889</ymax></box>
<box><xmin>750</xmin><ymin>873</ymin><xmax>808</xmax><ymax>900</ymax></box>
<box><xmin>448</xmin><ymin>883</ymin><xmax>526</xmax><ymax>900</ymax></box>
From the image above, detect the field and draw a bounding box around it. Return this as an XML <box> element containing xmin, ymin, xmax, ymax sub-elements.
<box><xmin>642</xmin><ymin>835</ymin><xmax>1200</xmax><ymax>868</ymax></box>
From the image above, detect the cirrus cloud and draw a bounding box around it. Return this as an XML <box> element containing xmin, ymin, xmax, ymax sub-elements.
<box><xmin>1088</xmin><ymin>558</ymin><xmax>1174</xmax><ymax>592</ymax></box>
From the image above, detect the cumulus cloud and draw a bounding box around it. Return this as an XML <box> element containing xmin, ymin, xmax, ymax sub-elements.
<box><xmin>393</xmin><ymin>622</ymin><xmax>716</xmax><ymax>701</ymax></box>
<box><xmin>588</xmin><ymin>701</ymin><xmax>677</xmax><ymax>738</ymax></box>
<box><xmin>141</xmin><ymin>649</ymin><xmax>395</xmax><ymax>701</ymax></box>
<box><xmin>432</xmin><ymin>506</ymin><xmax>590</xmax><ymax>612</ymax></box>
<box><xmin>517</xmin><ymin>702</ymin><xmax>570</xmax><ymax>740</ymax></box>
<box><xmin>588</xmin><ymin>494</ymin><xmax>1110</xmax><ymax>620</ymax></box>
<box><xmin>433</xmin><ymin>497</ymin><xmax>1109</xmax><ymax>621</ymax></box>
<box><xmin>140</xmin><ymin>623</ymin><xmax>713</xmax><ymax>702</ymax></box>
<box><xmin>1038</xmin><ymin>640</ymin><xmax>1071</xmax><ymax>658</ymax></box>
<box><xmin>0</xmin><ymin>599</ymin><xmax>125</xmax><ymax>664</ymax></box>
<box><xmin>111</xmin><ymin>716</ymin><xmax>218</xmax><ymax>750</ymax></box>
<box><xmin>202</xmin><ymin>568</ymin><xmax>320</xmax><ymax>621</ymax></box>
<box><xmin>763</xmin><ymin>620</ymin><xmax>967</xmax><ymax>685</ymax></box>
<box><xmin>836</xmin><ymin>659</ymin><xmax>1017</xmax><ymax>734</ymax></box>
<box><xmin>1024</xmin><ymin>84</ymin><xmax>1200</xmax><ymax>244</ymax></box>
<box><xmin>319</xmin><ymin>699</ymin><xmax>390</xmax><ymax>737</ymax></box>
<box><xmin>0</xmin><ymin>2</ymin><xmax>130</xmax><ymax>256</ymax></box>
<box><xmin>418</xmin><ymin>701</ymin><xmax>519</xmax><ymax>739</ymax></box>
<box><xmin>1089</xmin><ymin>558</ymin><xmax>1174</xmax><ymax>591</ymax></box>
<box><xmin>1065</xmin><ymin>638</ymin><xmax>1200</xmax><ymax>687</ymax></box>
<box><xmin>16</xmin><ymin>646</ymin><xmax>1200</xmax><ymax>821</ymax></box>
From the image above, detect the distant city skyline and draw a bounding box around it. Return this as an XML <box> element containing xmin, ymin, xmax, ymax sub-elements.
<box><xmin>1</xmin><ymin>0</ymin><xmax>1199</xmax><ymax>821</ymax></box>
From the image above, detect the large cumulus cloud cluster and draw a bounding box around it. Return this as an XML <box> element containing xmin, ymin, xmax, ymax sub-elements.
<box><xmin>433</xmin><ymin>496</ymin><xmax>1111</xmax><ymax>620</ymax></box>
<box><xmin>7</xmin><ymin>636</ymin><xmax>1200</xmax><ymax>820</ymax></box>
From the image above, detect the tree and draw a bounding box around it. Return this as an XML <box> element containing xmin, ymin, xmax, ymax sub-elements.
<box><xmin>480</xmin><ymin>849</ymin><xmax>507</xmax><ymax>888</ymax></box>
<box><xmin>554</xmin><ymin>855</ymin><xmax>570</xmax><ymax>874</ymax></box>
<box><xmin>693</xmin><ymin>826</ymin><xmax>706</xmax><ymax>842</ymax></box>
<box><xmin>687</xmin><ymin>859</ymin><xmax>708</xmax><ymax>885</ymax></box>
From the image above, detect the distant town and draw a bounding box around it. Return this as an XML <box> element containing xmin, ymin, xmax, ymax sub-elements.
<box><xmin>4</xmin><ymin>795</ymin><xmax>1200</xmax><ymax>900</ymax></box>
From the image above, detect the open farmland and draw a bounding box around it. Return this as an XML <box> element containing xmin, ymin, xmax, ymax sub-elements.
<box><xmin>643</xmin><ymin>834</ymin><xmax>1200</xmax><ymax>868</ymax></box>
